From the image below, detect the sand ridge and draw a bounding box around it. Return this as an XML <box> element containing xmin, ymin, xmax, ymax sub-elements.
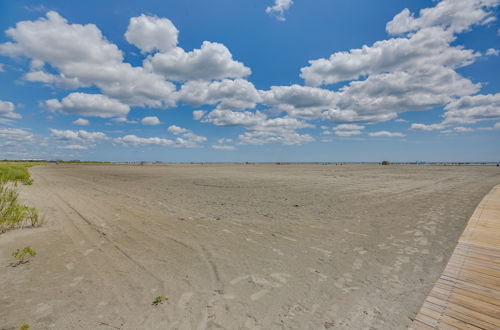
<box><xmin>1</xmin><ymin>164</ymin><xmax>499</xmax><ymax>329</ymax></box>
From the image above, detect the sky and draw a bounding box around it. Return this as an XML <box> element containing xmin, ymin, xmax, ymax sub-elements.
<box><xmin>0</xmin><ymin>0</ymin><xmax>499</xmax><ymax>162</ymax></box>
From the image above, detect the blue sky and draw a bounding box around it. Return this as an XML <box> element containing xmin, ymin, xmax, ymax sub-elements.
<box><xmin>0</xmin><ymin>0</ymin><xmax>499</xmax><ymax>162</ymax></box>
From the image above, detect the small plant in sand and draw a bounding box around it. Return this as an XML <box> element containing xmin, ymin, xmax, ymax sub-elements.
<box><xmin>152</xmin><ymin>295</ymin><xmax>168</xmax><ymax>306</ymax></box>
<box><xmin>11</xmin><ymin>246</ymin><xmax>37</xmax><ymax>266</ymax></box>
<box><xmin>20</xmin><ymin>324</ymin><xmax>30</xmax><ymax>330</ymax></box>
<box><xmin>0</xmin><ymin>176</ymin><xmax>40</xmax><ymax>233</ymax></box>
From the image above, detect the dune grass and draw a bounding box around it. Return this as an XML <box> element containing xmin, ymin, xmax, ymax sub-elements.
<box><xmin>0</xmin><ymin>163</ymin><xmax>40</xmax><ymax>233</ymax></box>
<box><xmin>0</xmin><ymin>165</ymin><xmax>33</xmax><ymax>185</ymax></box>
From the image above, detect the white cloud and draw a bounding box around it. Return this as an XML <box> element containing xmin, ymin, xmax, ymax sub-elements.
<box><xmin>115</xmin><ymin>135</ymin><xmax>174</xmax><ymax>147</ymax></box>
<box><xmin>192</xmin><ymin>110</ymin><xmax>206</xmax><ymax>120</ymax></box>
<box><xmin>334</xmin><ymin>124</ymin><xmax>364</xmax><ymax>131</ymax></box>
<box><xmin>58</xmin><ymin>144</ymin><xmax>88</xmax><ymax>150</ymax></box>
<box><xmin>260</xmin><ymin>85</ymin><xmax>338</xmax><ymax>117</ymax></box>
<box><xmin>486</xmin><ymin>48</ymin><xmax>499</xmax><ymax>56</ymax></box>
<box><xmin>0</xmin><ymin>11</ymin><xmax>177</xmax><ymax>108</ymax></box>
<box><xmin>117</xmin><ymin>127</ymin><xmax>206</xmax><ymax>148</ymax></box>
<box><xmin>335</xmin><ymin>130</ymin><xmax>362</xmax><ymax>137</ymax></box>
<box><xmin>369</xmin><ymin>131</ymin><xmax>406</xmax><ymax>137</ymax></box>
<box><xmin>179</xmin><ymin>79</ymin><xmax>261</xmax><ymax>110</ymax></box>
<box><xmin>300</xmin><ymin>27</ymin><xmax>478</xmax><ymax>86</ymax></box>
<box><xmin>202</xmin><ymin>109</ymin><xmax>314</xmax><ymax>145</ymax></box>
<box><xmin>141</xmin><ymin>116</ymin><xmax>161</xmax><ymax>125</ymax></box>
<box><xmin>166</xmin><ymin>125</ymin><xmax>207</xmax><ymax>147</ymax></box>
<box><xmin>167</xmin><ymin>125</ymin><xmax>188</xmax><ymax>135</ymax></box>
<box><xmin>50</xmin><ymin>128</ymin><xmax>108</xmax><ymax>143</ymax></box>
<box><xmin>335</xmin><ymin>65</ymin><xmax>479</xmax><ymax>117</ymax></box>
<box><xmin>125</xmin><ymin>14</ymin><xmax>178</xmax><ymax>53</ymax></box>
<box><xmin>239</xmin><ymin>130</ymin><xmax>313</xmax><ymax>145</ymax></box>
<box><xmin>145</xmin><ymin>41</ymin><xmax>251</xmax><ymax>81</ymax></box>
<box><xmin>266</xmin><ymin>0</ymin><xmax>293</xmax><ymax>21</ymax></box>
<box><xmin>443</xmin><ymin>93</ymin><xmax>500</xmax><ymax>124</ymax></box>
<box><xmin>452</xmin><ymin>126</ymin><xmax>473</xmax><ymax>132</ymax></box>
<box><xmin>45</xmin><ymin>93</ymin><xmax>130</xmax><ymax>118</ymax></box>
<box><xmin>0</xmin><ymin>63</ymin><xmax>4</xmax><ymax>72</ymax></box>
<box><xmin>0</xmin><ymin>100</ymin><xmax>21</xmax><ymax>119</ymax></box>
<box><xmin>72</xmin><ymin>118</ymin><xmax>89</xmax><ymax>126</ymax></box>
<box><xmin>386</xmin><ymin>0</ymin><xmax>499</xmax><ymax>35</ymax></box>
<box><xmin>24</xmin><ymin>70</ymin><xmax>81</xmax><ymax>89</ymax></box>
<box><xmin>410</xmin><ymin>123</ymin><xmax>446</xmax><ymax>131</ymax></box>
<box><xmin>0</xmin><ymin>128</ymin><xmax>35</xmax><ymax>145</ymax></box>
<box><xmin>211</xmin><ymin>145</ymin><xmax>235</xmax><ymax>150</ymax></box>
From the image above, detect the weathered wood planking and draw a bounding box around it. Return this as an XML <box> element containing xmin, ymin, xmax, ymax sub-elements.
<box><xmin>410</xmin><ymin>185</ymin><xmax>500</xmax><ymax>330</ymax></box>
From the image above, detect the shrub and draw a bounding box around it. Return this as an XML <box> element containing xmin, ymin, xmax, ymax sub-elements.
<box><xmin>381</xmin><ymin>160</ymin><xmax>390</xmax><ymax>165</ymax></box>
<box><xmin>152</xmin><ymin>295</ymin><xmax>168</xmax><ymax>306</ymax></box>
<box><xmin>0</xmin><ymin>165</ymin><xmax>33</xmax><ymax>185</ymax></box>
<box><xmin>0</xmin><ymin>177</ymin><xmax>39</xmax><ymax>233</ymax></box>
<box><xmin>12</xmin><ymin>246</ymin><xmax>37</xmax><ymax>266</ymax></box>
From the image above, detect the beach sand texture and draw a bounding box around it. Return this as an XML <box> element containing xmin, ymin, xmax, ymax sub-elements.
<box><xmin>1</xmin><ymin>164</ymin><xmax>499</xmax><ymax>329</ymax></box>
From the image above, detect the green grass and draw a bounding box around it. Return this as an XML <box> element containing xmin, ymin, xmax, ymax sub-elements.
<box><xmin>0</xmin><ymin>165</ymin><xmax>33</xmax><ymax>185</ymax></box>
<box><xmin>152</xmin><ymin>295</ymin><xmax>168</xmax><ymax>306</ymax></box>
<box><xmin>0</xmin><ymin>164</ymin><xmax>40</xmax><ymax>233</ymax></box>
<box><xmin>0</xmin><ymin>177</ymin><xmax>40</xmax><ymax>233</ymax></box>
<box><xmin>12</xmin><ymin>246</ymin><xmax>37</xmax><ymax>266</ymax></box>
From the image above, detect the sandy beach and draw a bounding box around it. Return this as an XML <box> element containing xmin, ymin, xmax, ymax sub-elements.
<box><xmin>1</xmin><ymin>164</ymin><xmax>499</xmax><ymax>329</ymax></box>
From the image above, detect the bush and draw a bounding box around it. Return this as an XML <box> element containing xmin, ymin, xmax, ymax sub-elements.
<box><xmin>0</xmin><ymin>177</ymin><xmax>39</xmax><ymax>233</ymax></box>
<box><xmin>0</xmin><ymin>165</ymin><xmax>33</xmax><ymax>185</ymax></box>
<box><xmin>12</xmin><ymin>246</ymin><xmax>37</xmax><ymax>266</ymax></box>
<box><xmin>381</xmin><ymin>160</ymin><xmax>390</xmax><ymax>165</ymax></box>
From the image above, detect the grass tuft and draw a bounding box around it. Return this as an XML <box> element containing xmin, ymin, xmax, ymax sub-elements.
<box><xmin>0</xmin><ymin>176</ymin><xmax>40</xmax><ymax>233</ymax></box>
<box><xmin>11</xmin><ymin>247</ymin><xmax>37</xmax><ymax>266</ymax></box>
<box><xmin>152</xmin><ymin>295</ymin><xmax>168</xmax><ymax>306</ymax></box>
<box><xmin>0</xmin><ymin>163</ymin><xmax>38</xmax><ymax>185</ymax></box>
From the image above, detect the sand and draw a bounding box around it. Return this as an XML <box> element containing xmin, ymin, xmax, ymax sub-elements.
<box><xmin>1</xmin><ymin>164</ymin><xmax>499</xmax><ymax>329</ymax></box>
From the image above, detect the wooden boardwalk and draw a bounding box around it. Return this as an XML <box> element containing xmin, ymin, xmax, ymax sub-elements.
<box><xmin>410</xmin><ymin>184</ymin><xmax>500</xmax><ymax>330</ymax></box>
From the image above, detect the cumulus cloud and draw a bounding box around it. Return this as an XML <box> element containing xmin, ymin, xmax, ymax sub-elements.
<box><xmin>486</xmin><ymin>48</ymin><xmax>499</xmax><ymax>56</ymax></box>
<box><xmin>141</xmin><ymin>116</ymin><xmax>161</xmax><ymax>125</ymax></box>
<box><xmin>369</xmin><ymin>131</ymin><xmax>406</xmax><ymax>137</ymax></box>
<box><xmin>0</xmin><ymin>100</ymin><xmax>21</xmax><ymax>119</ymax></box>
<box><xmin>145</xmin><ymin>41</ymin><xmax>251</xmax><ymax>81</ymax></box>
<box><xmin>192</xmin><ymin>110</ymin><xmax>206</xmax><ymax>120</ymax></box>
<box><xmin>50</xmin><ymin>128</ymin><xmax>108</xmax><ymax>143</ymax></box>
<box><xmin>115</xmin><ymin>135</ymin><xmax>174</xmax><ymax>147</ymax></box>
<box><xmin>266</xmin><ymin>0</ymin><xmax>293</xmax><ymax>21</ymax></box>
<box><xmin>335</xmin><ymin>130</ymin><xmax>362</xmax><ymax>137</ymax></box>
<box><xmin>334</xmin><ymin>124</ymin><xmax>364</xmax><ymax>131</ymax></box>
<box><xmin>201</xmin><ymin>109</ymin><xmax>314</xmax><ymax>145</ymax></box>
<box><xmin>443</xmin><ymin>93</ymin><xmax>500</xmax><ymax>124</ymax></box>
<box><xmin>0</xmin><ymin>11</ymin><xmax>177</xmax><ymax>108</ymax></box>
<box><xmin>179</xmin><ymin>79</ymin><xmax>261</xmax><ymax>110</ymax></box>
<box><xmin>166</xmin><ymin>125</ymin><xmax>207</xmax><ymax>147</ymax></box>
<box><xmin>410</xmin><ymin>123</ymin><xmax>446</xmax><ymax>131</ymax></box>
<box><xmin>386</xmin><ymin>0</ymin><xmax>499</xmax><ymax>35</ymax></box>
<box><xmin>300</xmin><ymin>27</ymin><xmax>478</xmax><ymax>86</ymax></box>
<box><xmin>260</xmin><ymin>85</ymin><xmax>338</xmax><ymax>117</ymax></box>
<box><xmin>45</xmin><ymin>93</ymin><xmax>130</xmax><ymax>118</ymax></box>
<box><xmin>0</xmin><ymin>128</ymin><xmax>35</xmax><ymax>146</ymax></box>
<box><xmin>125</xmin><ymin>14</ymin><xmax>178</xmax><ymax>53</ymax></box>
<box><xmin>58</xmin><ymin>144</ymin><xmax>88</xmax><ymax>150</ymax></box>
<box><xmin>167</xmin><ymin>125</ymin><xmax>188</xmax><ymax>135</ymax></box>
<box><xmin>72</xmin><ymin>118</ymin><xmax>89</xmax><ymax>126</ymax></box>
